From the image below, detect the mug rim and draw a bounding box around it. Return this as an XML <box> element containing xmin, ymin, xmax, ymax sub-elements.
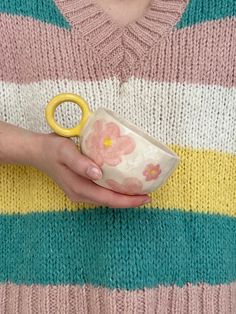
<box><xmin>96</xmin><ymin>108</ymin><xmax>180</xmax><ymax>160</ymax></box>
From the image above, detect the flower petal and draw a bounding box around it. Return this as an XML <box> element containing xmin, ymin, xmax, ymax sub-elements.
<box><xmin>105</xmin><ymin>122</ymin><xmax>121</xmax><ymax>137</ymax></box>
<box><xmin>124</xmin><ymin>178</ymin><xmax>143</xmax><ymax>194</ymax></box>
<box><xmin>104</xmin><ymin>155</ymin><xmax>122</xmax><ymax>166</ymax></box>
<box><xmin>93</xmin><ymin>119</ymin><xmax>104</xmax><ymax>132</ymax></box>
<box><xmin>116</xmin><ymin>136</ymin><xmax>136</xmax><ymax>154</ymax></box>
<box><xmin>106</xmin><ymin>179</ymin><xmax>126</xmax><ymax>194</ymax></box>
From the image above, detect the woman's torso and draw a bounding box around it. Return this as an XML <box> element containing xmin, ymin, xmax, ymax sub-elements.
<box><xmin>0</xmin><ymin>0</ymin><xmax>235</xmax><ymax>312</ymax></box>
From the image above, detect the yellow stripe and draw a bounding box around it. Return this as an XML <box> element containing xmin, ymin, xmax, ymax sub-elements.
<box><xmin>0</xmin><ymin>145</ymin><xmax>235</xmax><ymax>216</ymax></box>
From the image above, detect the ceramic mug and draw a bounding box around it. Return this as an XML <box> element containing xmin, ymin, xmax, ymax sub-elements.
<box><xmin>45</xmin><ymin>93</ymin><xmax>180</xmax><ymax>195</ymax></box>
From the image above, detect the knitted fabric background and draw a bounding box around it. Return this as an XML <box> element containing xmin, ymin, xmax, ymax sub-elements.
<box><xmin>0</xmin><ymin>0</ymin><xmax>235</xmax><ymax>313</ymax></box>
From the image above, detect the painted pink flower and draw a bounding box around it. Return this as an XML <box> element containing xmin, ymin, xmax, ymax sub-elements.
<box><xmin>106</xmin><ymin>178</ymin><xmax>143</xmax><ymax>195</ymax></box>
<box><xmin>143</xmin><ymin>163</ymin><xmax>161</xmax><ymax>181</ymax></box>
<box><xmin>85</xmin><ymin>120</ymin><xmax>136</xmax><ymax>166</ymax></box>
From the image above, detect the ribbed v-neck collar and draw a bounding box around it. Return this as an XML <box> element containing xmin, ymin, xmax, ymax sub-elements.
<box><xmin>54</xmin><ymin>0</ymin><xmax>188</xmax><ymax>75</ymax></box>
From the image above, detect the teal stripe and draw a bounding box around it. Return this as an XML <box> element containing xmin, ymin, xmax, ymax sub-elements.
<box><xmin>0</xmin><ymin>208</ymin><xmax>235</xmax><ymax>290</ymax></box>
<box><xmin>0</xmin><ymin>0</ymin><xmax>70</xmax><ymax>28</ymax></box>
<box><xmin>2</xmin><ymin>1</ymin><xmax>235</xmax><ymax>30</ymax></box>
<box><xmin>177</xmin><ymin>0</ymin><xmax>236</xmax><ymax>29</ymax></box>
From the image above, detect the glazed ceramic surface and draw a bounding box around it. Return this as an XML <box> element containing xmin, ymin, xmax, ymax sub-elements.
<box><xmin>81</xmin><ymin>108</ymin><xmax>179</xmax><ymax>194</ymax></box>
<box><xmin>46</xmin><ymin>94</ymin><xmax>180</xmax><ymax>195</ymax></box>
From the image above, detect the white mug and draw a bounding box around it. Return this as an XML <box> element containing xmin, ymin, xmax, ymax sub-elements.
<box><xmin>45</xmin><ymin>93</ymin><xmax>180</xmax><ymax>195</ymax></box>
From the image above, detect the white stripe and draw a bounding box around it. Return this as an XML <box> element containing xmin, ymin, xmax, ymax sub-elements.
<box><xmin>0</xmin><ymin>79</ymin><xmax>235</xmax><ymax>154</ymax></box>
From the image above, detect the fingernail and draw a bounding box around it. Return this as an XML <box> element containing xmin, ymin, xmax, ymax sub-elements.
<box><xmin>142</xmin><ymin>197</ymin><xmax>151</xmax><ymax>204</ymax></box>
<box><xmin>86</xmin><ymin>166</ymin><xmax>103</xmax><ymax>180</ymax></box>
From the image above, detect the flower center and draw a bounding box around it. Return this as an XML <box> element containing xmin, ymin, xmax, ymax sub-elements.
<box><xmin>103</xmin><ymin>137</ymin><xmax>113</xmax><ymax>148</ymax></box>
<box><xmin>150</xmin><ymin>169</ymin><xmax>157</xmax><ymax>175</ymax></box>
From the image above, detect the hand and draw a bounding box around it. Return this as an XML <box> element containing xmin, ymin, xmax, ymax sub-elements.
<box><xmin>34</xmin><ymin>133</ymin><xmax>151</xmax><ymax>208</ymax></box>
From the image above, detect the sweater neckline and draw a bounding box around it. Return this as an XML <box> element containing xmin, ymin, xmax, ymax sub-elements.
<box><xmin>54</xmin><ymin>0</ymin><xmax>188</xmax><ymax>75</ymax></box>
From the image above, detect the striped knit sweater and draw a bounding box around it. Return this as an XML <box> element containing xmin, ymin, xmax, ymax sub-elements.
<box><xmin>0</xmin><ymin>0</ymin><xmax>235</xmax><ymax>313</ymax></box>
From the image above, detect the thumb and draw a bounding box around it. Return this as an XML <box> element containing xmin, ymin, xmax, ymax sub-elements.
<box><xmin>60</xmin><ymin>141</ymin><xmax>103</xmax><ymax>180</ymax></box>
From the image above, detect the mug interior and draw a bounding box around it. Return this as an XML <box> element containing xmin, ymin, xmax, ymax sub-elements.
<box><xmin>97</xmin><ymin>108</ymin><xmax>179</xmax><ymax>159</ymax></box>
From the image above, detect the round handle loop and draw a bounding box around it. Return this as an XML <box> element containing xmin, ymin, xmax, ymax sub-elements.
<box><xmin>45</xmin><ymin>93</ymin><xmax>91</xmax><ymax>137</ymax></box>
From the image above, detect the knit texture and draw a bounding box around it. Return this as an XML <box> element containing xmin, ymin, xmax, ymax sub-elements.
<box><xmin>1</xmin><ymin>282</ymin><xmax>236</xmax><ymax>314</ymax></box>
<box><xmin>0</xmin><ymin>0</ymin><xmax>236</xmax><ymax>313</ymax></box>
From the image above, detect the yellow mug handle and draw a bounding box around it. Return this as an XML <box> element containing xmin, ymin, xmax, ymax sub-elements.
<box><xmin>45</xmin><ymin>93</ymin><xmax>91</xmax><ymax>137</ymax></box>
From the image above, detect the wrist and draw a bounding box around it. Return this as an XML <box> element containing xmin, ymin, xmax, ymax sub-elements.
<box><xmin>0</xmin><ymin>122</ymin><xmax>44</xmax><ymax>166</ymax></box>
<box><xmin>21</xmin><ymin>131</ymin><xmax>44</xmax><ymax>167</ymax></box>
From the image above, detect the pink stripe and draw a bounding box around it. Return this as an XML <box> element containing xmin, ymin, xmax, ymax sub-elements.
<box><xmin>0</xmin><ymin>14</ymin><xmax>235</xmax><ymax>87</ymax></box>
<box><xmin>0</xmin><ymin>284</ymin><xmax>6</xmax><ymax>313</ymax></box>
<box><xmin>0</xmin><ymin>282</ymin><xmax>235</xmax><ymax>313</ymax></box>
